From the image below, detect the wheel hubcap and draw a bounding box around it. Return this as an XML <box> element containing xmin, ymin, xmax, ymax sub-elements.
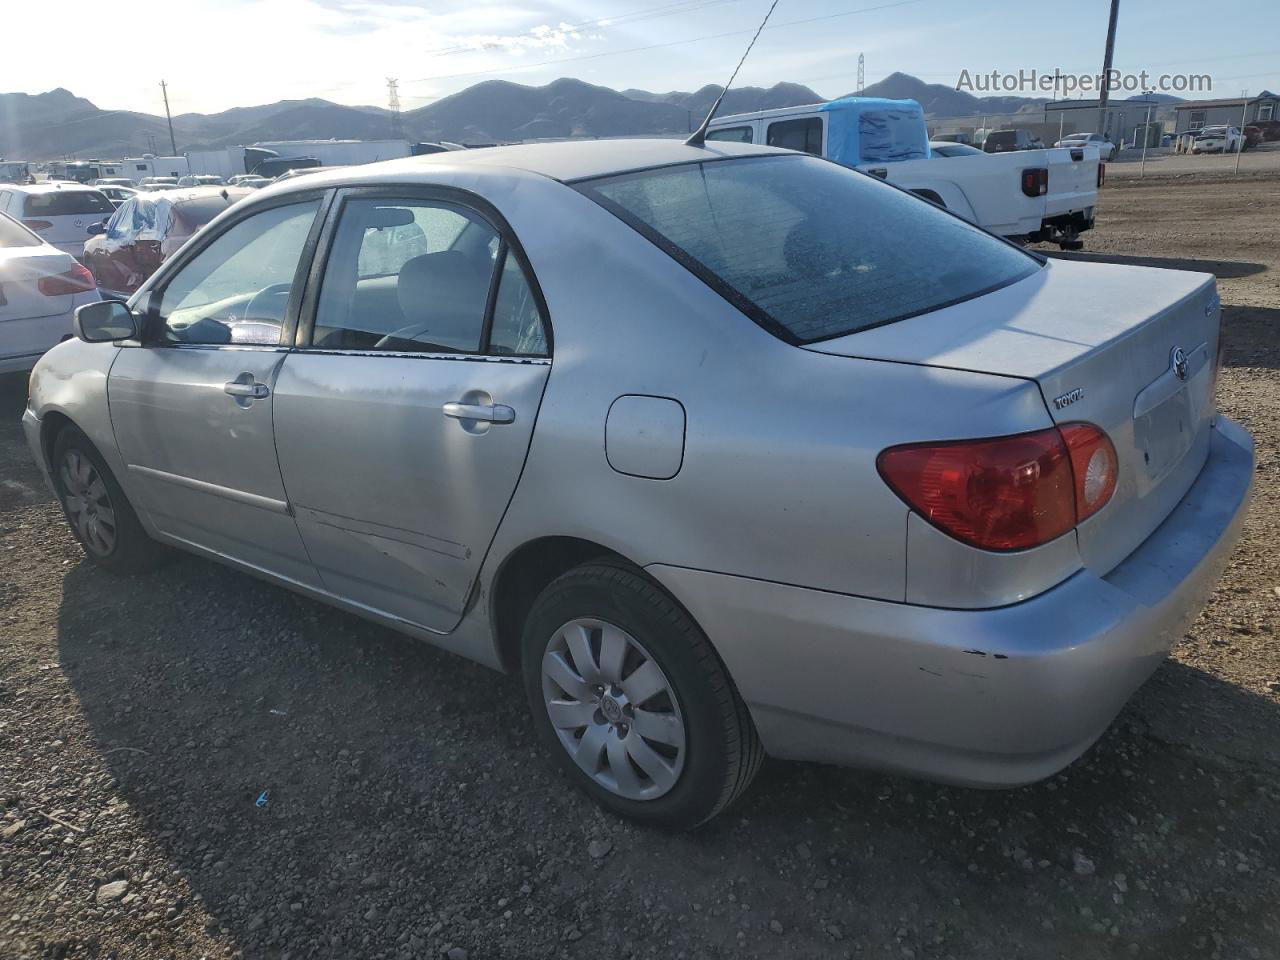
<box><xmin>59</xmin><ymin>449</ymin><xmax>116</xmax><ymax>557</ymax></box>
<box><xmin>541</xmin><ymin>618</ymin><xmax>686</xmax><ymax>801</ymax></box>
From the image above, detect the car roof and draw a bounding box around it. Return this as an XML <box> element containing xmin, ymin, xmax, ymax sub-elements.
<box><xmin>161</xmin><ymin>186</ymin><xmax>253</xmax><ymax>205</ymax></box>
<box><xmin>2</xmin><ymin>182</ymin><xmax>104</xmax><ymax>194</ymax></box>
<box><xmin>271</xmin><ymin>138</ymin><xmax>789</xmax><ymax>189</ymax></box>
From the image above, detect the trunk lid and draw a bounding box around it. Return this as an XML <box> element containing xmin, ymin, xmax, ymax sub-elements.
<box><xmin>0</xmin><ymin>247</ymin><xmax>77</xmax><ymax>322</ymax></box>
<box><xmin>805</xmin><ymin>257</ymin><xmax>1220</xmax><ymax>575</ymax></box>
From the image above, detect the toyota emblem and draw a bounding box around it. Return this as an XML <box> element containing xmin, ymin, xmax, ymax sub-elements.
<box><xmin>1171</xmin><ymin>346</ymin><xmax>1189</xmax><ymax>381</ymax></box>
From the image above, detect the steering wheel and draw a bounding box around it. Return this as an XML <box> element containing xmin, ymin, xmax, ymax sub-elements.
<box><xmin>373</xmin><ymin>321</ymin><xmax>435</xmax><ymax>350</ymax></box>
<box><xmin>242</xmin><ymin>283</ymin><xmax>293</xmax><ymax>324</ymax></box>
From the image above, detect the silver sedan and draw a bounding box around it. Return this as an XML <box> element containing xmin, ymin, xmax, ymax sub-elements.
<box><xmin>23</xmin><ymin>140</ymin><xmax>1254</xmax><ymax>828</ymax></box>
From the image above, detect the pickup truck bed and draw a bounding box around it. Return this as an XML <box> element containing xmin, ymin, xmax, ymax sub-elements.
<box><xmin>706</xmin><ymin>97</ymin><xmax>1102</xmax><ymax>250</ymax></box>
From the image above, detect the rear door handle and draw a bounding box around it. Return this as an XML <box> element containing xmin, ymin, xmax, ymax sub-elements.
<box><xmin>443</xmin><ymin>401</ymin><xmax>515</xmax><ymax>424</ymax></box>
<box><xmin>224</xmin><ymin>379</ymin><xmax>270</xmax><ymax>399</ymax></box>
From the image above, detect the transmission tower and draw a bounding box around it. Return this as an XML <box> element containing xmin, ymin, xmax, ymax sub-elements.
<box><xmin>387</xmin><ymin>78</ymin><xmax>403</xmax><ymax>138</ymax></box>
<box><xmin>857</xmin><ymin>53</ymin><xmax>865</xmax><ymax>96</ymax></box>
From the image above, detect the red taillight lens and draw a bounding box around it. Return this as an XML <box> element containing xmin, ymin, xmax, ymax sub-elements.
<box><xmin>1021</xmin><ymin>168</ymin><xmax>1048</xmax><ymax>197</ymax></box>
<box><xmin>22</xmin><ymin>219</ymin><xmax>53</xmax><ymax>232</ymax></box>
<box><xmin>877</xmin><ymin>423</ymin><xmax>1117</xmax><ymax>551</ymax></box>
<box><xmin>37</xmin><ymin>263</ymin><xmax>97</xmax><ymax>296</ymax></box>
<box><xmin>1097</xmin><ymin>162</ymin><xmax>1106</xmax><ymax>187</ymax></box>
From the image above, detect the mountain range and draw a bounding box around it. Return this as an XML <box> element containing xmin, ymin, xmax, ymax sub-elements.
<box><xmin>0</xmin><ymin>73</ymin><xmax>1184</xmax><ymax>160</ymax></box>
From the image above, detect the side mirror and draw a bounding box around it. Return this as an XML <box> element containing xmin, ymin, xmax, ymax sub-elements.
<box><xmin>87</xmin><ymin>221</ymin><xmax>106</xmax><ymax>236</ymax></box>
<box><xmin>75</xmin><ymin>300</ymin><xmax>140</xmax><ymax>343</ymax></box>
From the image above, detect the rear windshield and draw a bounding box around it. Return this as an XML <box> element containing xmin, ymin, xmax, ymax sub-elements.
<box><xmin>0</xmin><ymin>213</ymin><xmax>40</xmax><ymax>248</ymax></box>
<box><xmin>23</xmin><ymin>190</ymin><xmax>114</xmax><ymax>217</ymax></box>
<box><xmin>168</xmin><ymin>198</ymin><xmax>232</xmax><ymax>238</ymax></box>
<box><xmin>578</xmin><ymin>154</ymin><xmax>1039</xmax><ymax>344</ymax></box>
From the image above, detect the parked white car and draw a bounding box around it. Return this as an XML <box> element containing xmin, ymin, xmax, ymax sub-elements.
<box><xmin>708</xmin><ymin>97</ymin><xmax>1101</xmax><ymax>250</ymax></box>
<box><xmin>1055</xmin><ymin>132</ymin><xmax>1117</xmax><ymax>161</ymax></box>
<box><xmin>1193</xmin><ymin>126</ymin><xmax>1243</xmax><ymax>153</ymax></box>
<box><xmin>0</xmin><ymin>184</ymin><xmax>116</xmax><ymax>260</ymax></box>
<box><xmin>0</xmin><ymin>212</ymin><xmax>101</xmax><ymax>374</ymax></box>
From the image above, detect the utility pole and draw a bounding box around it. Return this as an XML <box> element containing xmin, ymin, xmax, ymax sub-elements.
<box><xmin>857</xmin><ymin>53</ymin><xmax>865</xmax><ymax>96</ymax></box>
<box><xmin>1140</xmin><ymin>91</ymin><xmax>1153</xmax><ymax>178</ymax></box>
<box><xmin>1235</xmin><ymin>88</ymin><xmax>1248</xmax><ymax>173</ymax></box>
<box><xmin>387</xmin><ymin>78</ymin><xmax>402</xmax><ymax>138</ymax></box>
<box><xmin>1096</xmin><ymin>0</ymin><xmax>1120</xmax><ymax>138</ymax></box>
<box><xmin>159</xmin><ymin>80</ymin><xmax>177</xmax><ymax>155</ymax></box>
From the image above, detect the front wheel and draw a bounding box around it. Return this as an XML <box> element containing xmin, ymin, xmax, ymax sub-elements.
<box><xmin>521</xmin><ymin>562</ymin><xmax>763</xmax><ymax>829</ymax></box>
<box><xmin>52</xmin><ymin>426</ymin><xmax>167</xmax><ymax>573</ymax></box>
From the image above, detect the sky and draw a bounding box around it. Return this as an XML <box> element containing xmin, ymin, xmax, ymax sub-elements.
<box><xmin>4</xmin><ymin>0</ymin><xmax>1278</xmax><ymax>116</ymax></box>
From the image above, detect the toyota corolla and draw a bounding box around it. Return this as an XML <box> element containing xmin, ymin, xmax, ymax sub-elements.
<box><xmin>23</xmin><ymin>140</ymin><xmax>1254</xmax><ymax>828</ymax></box>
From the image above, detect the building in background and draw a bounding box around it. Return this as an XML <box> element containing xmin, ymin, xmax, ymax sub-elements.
<box><xmin>1043</xmin><ymin>97</ymin><xmax>1165</xmax><ymax>146</ymax></box>
<box><xmin>1172</xmin><ymin>91</ymin><xmax>1279</xmax><ymax>134</ymax></box>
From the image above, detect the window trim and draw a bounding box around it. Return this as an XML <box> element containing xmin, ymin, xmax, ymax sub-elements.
<box><xmin>137</xmin><ymin>187</ymin><xmax>335</xmax><ymax>350</ymax></box>
<box><xmin>574</xmin><ymin>153</ymin><xmax>1042</xmax><ymax>347</ymax></box>
<box><xmin>705</xmin><ymin>124</ymin><xmax>754</xmax><ymax>144</ymax></box>
<box><xmin>293</xmin><ymin>184</ymin><xmax>552</xmax><ymax>359</ymax></box>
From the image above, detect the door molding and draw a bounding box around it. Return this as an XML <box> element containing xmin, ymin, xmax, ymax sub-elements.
<box><xmin>127</xmin><ymin>463</ymin><xmax>291</xmax><ymax>514</ymax></box>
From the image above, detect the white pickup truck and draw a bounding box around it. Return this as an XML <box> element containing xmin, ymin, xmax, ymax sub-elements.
<box><xmin>706</xmin><ymin>97</ymin><xmax>1102</xmax><ymax>250</ymax></box>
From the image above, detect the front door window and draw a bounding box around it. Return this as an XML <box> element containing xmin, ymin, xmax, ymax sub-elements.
<box><xmin>156</xmin><ymin>200</ymin><xmax>320</xmax><ymax>346</ymax></box>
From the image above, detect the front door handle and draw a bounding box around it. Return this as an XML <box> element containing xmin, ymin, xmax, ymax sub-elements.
<box><xmin>224</xmin><ymin>379</ymin><xmax>270</xmax><ymax>399</ymax></box>
<box><xmin>443</xmin><ymin>401</ymin><xmax>515</xmax><ymax>424</ymax></box>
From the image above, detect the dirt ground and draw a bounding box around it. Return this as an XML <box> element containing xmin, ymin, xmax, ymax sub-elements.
<box><xmin>2</xmin><ymin>173</ymin><xmax>1279</xmax><ymax>960</ymax></box>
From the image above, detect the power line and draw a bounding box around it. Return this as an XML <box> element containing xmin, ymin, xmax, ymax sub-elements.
<box><xmin>403</xmin><ymin>0</ymin><xmax>932</xmax><ymax>86</ymax></box>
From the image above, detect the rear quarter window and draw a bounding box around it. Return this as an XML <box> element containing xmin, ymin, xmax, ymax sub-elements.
<box><xmin>578</xmin><ymin>154</ymin><xmax>1040</xmax><ymax>344</ymax></box>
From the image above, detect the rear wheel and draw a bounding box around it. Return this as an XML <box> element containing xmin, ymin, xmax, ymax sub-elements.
<box><xmin>521</xmin><ymin>562</ymin><xmax>762</xmax><ymax>829</ymax></box>
<box><xmin>52</xmin><ymin>426</ymin><xmax>166</xmax><ymax>573</ymax></box>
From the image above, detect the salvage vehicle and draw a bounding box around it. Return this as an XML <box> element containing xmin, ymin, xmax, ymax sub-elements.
<box><xmin>97</xmin><ymin>185</ymin><xmax>138</xmax><ymax>209</ymax></box>
<box><xmin>0</xmin><ymin>184</ymin><xmax>115</xmax><ymax>259</ymax></box>
<box><xmin>24</xmin><ymin>140</ymin><xmax>1253</xmax><ymax>828</ymax></box>
<box><xmin>982</xmin><ymin>129</ymin><xmax>1043</xmax><ymax>153</ymax></box>
<box><xmin>707</xmin><ymin>98</ymin><xmax>1101</xmax><ymax>250</ymax></box>
<box><xmin>83</xmin><ymin>187</ymin><xmax>251</xmax><ymax>300</ymax></box>
<box><xmin>1193</xmin><ymin>126</ymin><xmax>1243</xmax><ymax>153</ymax></box>
<box><xmin>0</xmin><ymin>212</ymin><xmax>100</xmax><ymax>374</ymax></box>
<box><xmin>1055</xmin><ymin>132</ymin><xmax>1117</xmax><ymax>161</ymax></box>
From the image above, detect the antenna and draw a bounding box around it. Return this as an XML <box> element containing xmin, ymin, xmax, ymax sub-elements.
<box><xmin>857</xmin><ymin>53</ymin><xmax>865</xmax><ymax>95</ymax></box>
<box><xmin>685</xmin><ymin>0</ymin><xmax>783</xmax><ymax>147</ymax></box>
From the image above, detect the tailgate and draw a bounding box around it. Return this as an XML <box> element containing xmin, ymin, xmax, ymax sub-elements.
<box><xmin>1042</xmin><ymin>145</ymin><xmax>1100</xmax><ymax>217</ymax></box>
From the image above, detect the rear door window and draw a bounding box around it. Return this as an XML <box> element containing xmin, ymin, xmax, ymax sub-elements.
<box><xmin>766</xmin><ymin>117</ymin><xmax>823</xmax><ymax>155</ymax></box>
<box><xmin>579</xmin><ymin>154</ymin><xmax>1039</xmax><ymax>344</ymax></box>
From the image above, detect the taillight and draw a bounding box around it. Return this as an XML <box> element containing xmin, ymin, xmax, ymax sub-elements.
<box><xmin>22</xmin><ymin>219</ymin><xmax>53</xmax><ymax>232</ymax></box>
<box><xmin>877</xmin><ymin>422</ymin><xmax>1118</xmax><ymax>551</ymax></box>
<box><xmin>37</xmin><ymin>263</ymin><xmax>97</xmax><ymax>296</ymax></box>
<box><xmin>1097</xmin><ymin>163</ymin><xmax>1106</xmax><ymax>187</ymax></box>
<box><xmin>1021</xmin><ymin>168</ymin><xmax>1048</xmax><ymax>197</ymax></box>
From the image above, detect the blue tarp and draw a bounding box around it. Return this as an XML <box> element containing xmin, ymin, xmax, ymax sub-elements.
<box><xmin>817</xmin><ymin>97</ymin><xmax>931</xmax><ymax>165</ymax></box>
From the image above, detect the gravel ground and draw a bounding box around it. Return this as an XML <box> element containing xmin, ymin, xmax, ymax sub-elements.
<box><xmin>2</xmin><ymin>173</ymin><xmax>1279</xmax><ymax>960</ymax></box>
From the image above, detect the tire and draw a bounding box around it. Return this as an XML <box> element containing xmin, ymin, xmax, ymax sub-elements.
<box><xmin>521</xmin><ymin>561</ymin><xmax>763</xmax><ymax>829</ymax></box>
<box><xmin>51</xmin><ymin>425</ymin><xmax>167</xmax><ymax>574</ymax></box>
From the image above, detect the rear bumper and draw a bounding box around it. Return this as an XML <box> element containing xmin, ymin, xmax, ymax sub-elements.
<box><xmin>649</xmin><ymin>416</ymin><xmax>1254</xmax><ymax>787</ymax></box>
